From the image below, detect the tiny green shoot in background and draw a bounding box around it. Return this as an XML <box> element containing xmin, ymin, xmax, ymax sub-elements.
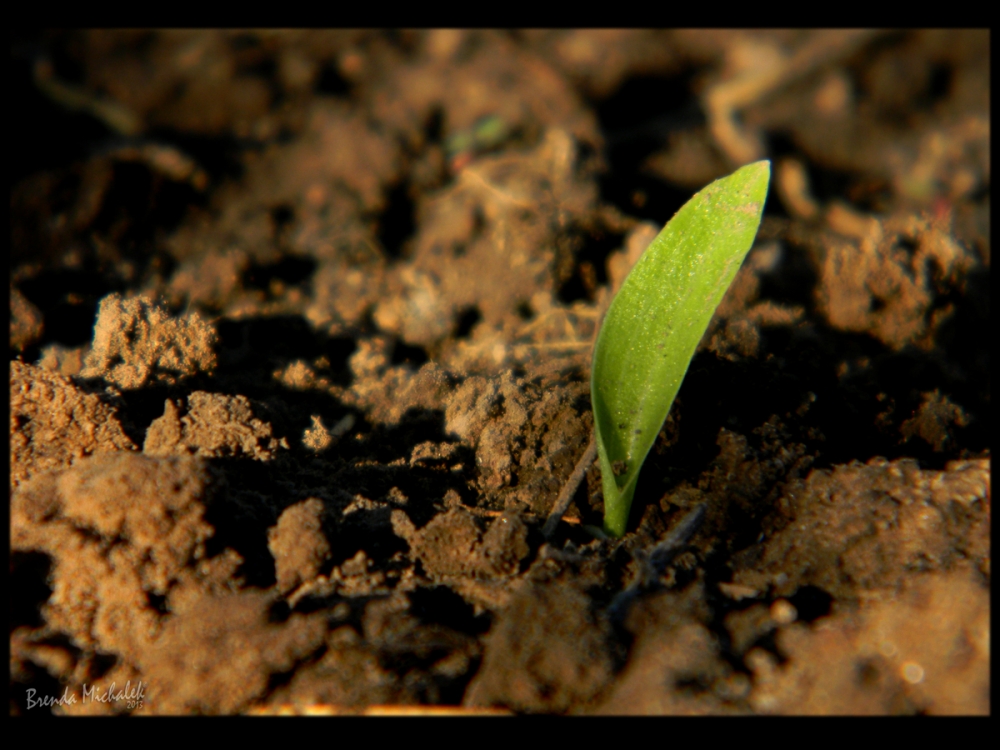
<box><xmin>592</xmin><ymin>160</ymin><xmax>771</xmax><ymax>537</ymax></box>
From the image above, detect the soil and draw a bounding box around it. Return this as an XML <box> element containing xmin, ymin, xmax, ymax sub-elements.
<box><xmin>10</xmin><ymin>30</ymin><xmax>989</xmax><ymax>715</ymax></box>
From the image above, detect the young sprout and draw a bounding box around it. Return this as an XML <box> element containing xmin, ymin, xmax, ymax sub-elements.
<box><xmin>592</xmin><ymin>161</ymin><xmax>770</xmax><ymax>537</ymax></box>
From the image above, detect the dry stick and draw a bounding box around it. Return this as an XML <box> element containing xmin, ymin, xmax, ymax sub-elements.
<box><xmin>542</xmin><ymin>435</ymin><xmax>597</xmax><ymax>538</ymax></box>
<box><xmin>606</xmin><ymin>503</ymin><xmax>707</xmax><ymax>620</ymax></box>
<box><xmin>541</xmin><ymin>293</ymin><xmax>611</xmax><ymax>538</ymax></box>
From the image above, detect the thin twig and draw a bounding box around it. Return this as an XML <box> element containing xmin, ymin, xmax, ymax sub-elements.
<box><xmin>606</xmin><ymin>503</ymin><xmax>708</xmax><ymax>619</ymax></box>
<box><xmin>542</xmin><ymin>435</ymin><xmax>597</xmax><ymax>538</ymax></box>
<box><xmin>540</xmin><ymin>278</ymin><xmax>611</xmax><ymax>539</ymax></box>
<box><xmin>641</xmin><ymin>503</ymin><xmax>707</xmax><ymax>583</ymax></box>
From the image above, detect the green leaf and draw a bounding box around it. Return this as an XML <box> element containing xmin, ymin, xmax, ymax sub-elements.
<box><xmin>592</xmin><ymin>160</ymin><xmax>770</xmax><ymax>537</ymax></box>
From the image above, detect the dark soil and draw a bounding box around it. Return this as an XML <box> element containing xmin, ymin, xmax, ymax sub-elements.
<box><xmin>10</xmin><ymin>30</ymin><xmax>989</xmax><ymax>715</ymax></box>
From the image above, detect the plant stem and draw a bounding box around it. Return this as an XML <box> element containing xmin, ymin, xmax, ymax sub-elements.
<box><xmin>601</xmin><ymin>481</ymin><xmax>636</xmax><ymax>538</ymax></box>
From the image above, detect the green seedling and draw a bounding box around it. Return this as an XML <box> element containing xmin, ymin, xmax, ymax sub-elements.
<box><xmin>592</xmin><ymin>161</ymin><xmax>770</xmax><ymax>537</ymax></box>
<box><xmin>445</xmin><ymin>114</ymin><xmax>511</xmax><ymax>171</ymax></box>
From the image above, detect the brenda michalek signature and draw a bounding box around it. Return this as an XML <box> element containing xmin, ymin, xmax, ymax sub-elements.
<box><xmin>25</xmin><ymin>680</ymin><xmax>146</xmax><ymax>711</ymax></box>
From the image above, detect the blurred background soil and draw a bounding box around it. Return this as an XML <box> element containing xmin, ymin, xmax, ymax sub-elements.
<box><xmin>10</xmin><ymin>29</ymin><xmax>989</xmax><ymax>715</ymax></box>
